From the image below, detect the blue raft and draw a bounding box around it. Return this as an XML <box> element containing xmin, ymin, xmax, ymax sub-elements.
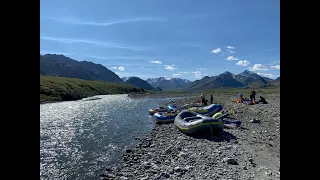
<box><xmin>153</xmin><ymin>111</ymin><xmax>179</xmax><ymax>123</ymax></box>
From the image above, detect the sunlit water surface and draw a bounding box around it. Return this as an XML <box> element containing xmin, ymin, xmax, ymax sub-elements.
<box><xmin>40</xmin><ymin>94</ymin><xmax>185</xmax><ymax>180</ymax></box>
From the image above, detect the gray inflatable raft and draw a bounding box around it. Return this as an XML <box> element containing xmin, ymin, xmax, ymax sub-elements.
<box><xmin>187</xmin><ymin>104</ymin><xmax>223</xmax><ymax>116</ymax></box>
<box><xmin>174</xmin><ymin>110</ymin><xmax>224</xmax><ymax>134</ymax></box>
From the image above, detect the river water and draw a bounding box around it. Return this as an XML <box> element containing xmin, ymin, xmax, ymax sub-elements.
<box><xmin>40</xmin><ymin>94</ymin><xmax>184</xmax><ymax>180</ymax></box>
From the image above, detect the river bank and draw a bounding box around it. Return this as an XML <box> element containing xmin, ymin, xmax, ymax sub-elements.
<box><xmin>40</xmin><ymin>76</ymin><xmax>145</xmax><ymax>104</ymax></box>
<box><xmin>101</xmin><ymin>93</ymin><xmax>280</xmax><ymax>180</ymax></box>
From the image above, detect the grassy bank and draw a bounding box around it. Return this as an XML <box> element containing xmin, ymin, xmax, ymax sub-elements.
<box><xmin>143</xmin><ymin>87</ymin><xmax>279</xmax><ymax>96</ymax></box>
<box><xmin>204</xmin><ymin>87</ymin><xmax>280</xmax><ymax>95</ymax></box>
<box><xmin>147</xmin><ymin>86</ymin><xmax>280</xmax><ymax>95</ymax></box>
<box><xmin>40</xmin><ymin>76</ymin><xmax>144</xmax><ymax>103</ymax></box>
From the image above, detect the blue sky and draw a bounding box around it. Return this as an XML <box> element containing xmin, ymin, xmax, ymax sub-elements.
<box><xmin>40</xmin><ymin>0</ymin><xmax>280</xmax><ymax>81</ymax></box>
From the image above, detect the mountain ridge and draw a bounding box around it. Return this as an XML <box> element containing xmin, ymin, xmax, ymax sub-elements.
<box><xmin>145</xmin><ymin>77</ymin><xmax>191</xmax><ymax>90</ymax></box>
<box><xmin>184</xmin><ymin>70</ymin><xmax>279</xmax><ymax>91</ymax></box>
<box><xmin>40</xmin><ymin>54</ymin><xmax>279</xmax><ymax>91</ymax></box>
<box><xmin>40</xmin><ymin>54</ymin><xmax>123</xmax><ymax>83</ymax></box>
<box><xmin>123</xmin><ymin>76</ymin><xmax>158</xmax><ymax>90</ymax></box>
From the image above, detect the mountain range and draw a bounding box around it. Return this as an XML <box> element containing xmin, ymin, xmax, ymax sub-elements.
<box><xmin>40</xmin><ymin>54</ymin><xmax>279</xmax><ymax>91</ymax></box>
<box><xmin>184</xmin><ymin>71</ymin><xmax>278</xmax><ymax>91</ymax></box>
<box><xmin>145</xmin><ymin>77</ymin><xmax>191</xmax><ymax>91</ymax></box>
<box><xmin>121</xmin><ymin>76</ymin><xmax>162</xmax><ymax>91</ymax></box>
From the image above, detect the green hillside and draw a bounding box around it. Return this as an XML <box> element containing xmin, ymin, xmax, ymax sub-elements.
<box><xmin>40</xmin><ymin>76</ymin><xmax>144</xmax><ymax>103</ymax></box>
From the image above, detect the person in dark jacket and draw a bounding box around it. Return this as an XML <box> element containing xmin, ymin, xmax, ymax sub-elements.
<box><xmin>210</xmin><ymin>94</ymin><xmax>213</xmax><ymax>104</ymax></box>
<box><xmin>201</xmin><ymin>94</ymin><xmax>206</xmax><ymax>105</ymax></box>
<box><xmin>258</xmin><ymin>96</ymin><xmax>268</xmax><ymax>104</ymax></box>
<box><xmin>249</xmin><ymin>88</ymin><xmax>257</xmax><ymax>103</ymax></box>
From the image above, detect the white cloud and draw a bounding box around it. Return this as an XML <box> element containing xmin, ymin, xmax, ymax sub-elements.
<box><xmin>249</xmin><ymin>64</ymin><xmax>269</xmax><ymax>71</ymax></box>
<box><xmin>118</xmin><ymin>66</ymin><xmax>125</xmax><ymax>71</ymax></box>
<box><xmin>270</xmin><ymin>65</ymin><xmax>280</xmax><ymax>70</ymax></box>
<box><xmin>197</xmin><ymin>68</ymin><xmax>207</xmax><ymax>71</ymax></box>
<box><xmin>211</xmin><ymin>48</ymin><xmax>221</xmax><ymax>54</ymax></box>
<box><xmin>165</xmin><ymin>64</ymin><xmax>177</xmax><ymax>71</ymax></box>
<box><xmin>45</xmin><ymin>17</ymin><xmax>165</xmax><ymax>27</ymax></box>
<box><xmin>270</xmin><ymin>60</ymin><xmax>280</xmax><ymax>65</ymax></box>
<box><xmin>115</xmin><ymin>72</ymin><xmax>120</xmax><ymax>75</ymax></box>
<box><xmin>140</xmin><ymin>67</ymin><xmax>144</xmax><ymax>68</ymax></box>
<box><xmin>40</xmin><ymin>36</ymin><xmax>142</xmax><ymax>51</ymax></box>
<box><xmin>178</xmin><ymin>71</ymin><xmax>189</xmax><ymax>74</ymax></box>
<box><xmin>149</xmin><ymin>60</ymin><xmax>162</xmax><ymax>64</ymax></box>
<box><xmin>236</xmin><ymin>60</ymin><xmax>250</xmax><ymax>66</ymax></box>
<box><xmin>192</xmin><ymin>71</ymin><xmax>202</xmax><ymax>79</ymax></box>
<box><xmin>111</xmin><ymin>66</ymin><xmax>126</xmax><ymax>71</ymax></box>
<box><xmin>226</xmin><ymin>46</ymin><xmax>235</xmax><ymax>49</ymax></box>
<box><xmin>226</xmin><ymin>56</ymin><xmax>239</xmax><ymax>60</ymax></box>
<box><xmin>173</xmin><ymin>73</ymin><xmax>183</xmax><ymax>77</ymax></box>
<box><xmin>257</xmin><ymin>72</ymin><xmax>273</xmax><ymax>78</ymax></box>
<box><xmin>227</xmin><ymin>49</ymin><xmax>235</xmax><ymax>54</ymax></box>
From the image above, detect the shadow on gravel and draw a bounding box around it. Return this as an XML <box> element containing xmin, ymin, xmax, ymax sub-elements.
<box><xmin>189</xmin><ymin>130</ymin><xmax>237</xmax><ymax>142</ymax></box>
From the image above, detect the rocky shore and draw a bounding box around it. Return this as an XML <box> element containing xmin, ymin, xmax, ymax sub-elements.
<box><xmin>101</xmin><ymin>93</ymin><xmax>280</xmax><ymax>180</ymax></box>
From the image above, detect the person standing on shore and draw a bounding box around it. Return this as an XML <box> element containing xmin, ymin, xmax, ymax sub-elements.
<box><xmin>201</xmin><ymin>93</ymin><xmax>207</xmax><ymax>105</ymax></box>
<box><xmin>200</xmin><ymin>94</ymin><xmax>204</xmax><ymax>104</ymax></box>
<box><xmin>210</xmin><ymin>94</ymin><xmax>213</xmax><ymax>104</ymax></box>
<box><xmin>250</xmin><ymin>88</ymin><xmax>257</xmax><ymax>103</ymax></box>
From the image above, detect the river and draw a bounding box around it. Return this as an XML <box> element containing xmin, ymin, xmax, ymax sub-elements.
<box><xmin>40</xmin><ymin>94</ymin><xmax>185</xmax><ymax>180</ymax></box>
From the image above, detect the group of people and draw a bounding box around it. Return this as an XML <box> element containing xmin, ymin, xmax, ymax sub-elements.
<box><xmin>200</xmin><ymin>94</ymin><xmax>214</xmax><ymax>106</ymax></box>
<box><xmin>238</xmin><ymin>88</ymin><xmax>268</xmax><ymax>104</ymax></box>
<box><xmin>200</xmin><ymin>88</ymin><xmax>268</xmax><ymax>106</ymax></box>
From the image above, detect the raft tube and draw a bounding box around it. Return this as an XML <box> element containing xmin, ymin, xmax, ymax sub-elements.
<box><xmin>188</xmin><ymin>104</ymin><xmax>223</xmax><ymax>116</ymax></box>
<box><xmin>174</xmin><ymin>110</ymin><xmax>224</xmax><ymax>134</ymax></box>
<box><xmin>148</xmin><ymin>107</ymin><xmax>168</xmax><ymax>115</ymax></box>
<box><xmin>153</xmin><ymin>111</ymin><xmax>179</xmax><ymax>123</ymax></box>
<box><xmin>167</xmin><ymin>104</ymin><xmax>177</xmax><ymax>111</ymax></box>
<box><xmin>212</xmin><ymin>112</ymin><xmax>242</xmax><ymax>127</ymax></box>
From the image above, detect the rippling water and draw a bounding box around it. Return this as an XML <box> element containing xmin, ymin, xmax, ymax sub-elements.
<box><xmin>40</xmin><ymin>94</ymin><xmax>182</xmax><ymax>180</ymax></box>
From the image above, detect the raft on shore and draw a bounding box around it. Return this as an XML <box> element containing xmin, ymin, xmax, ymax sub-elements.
<box><xmin>174</xmin><ymin>110</ymin><xmax>224</xmax><ymax>134</ymax></box>
<box><xmin>188</xmin><ymin>104</ymin><xmax>223</xmax><ymax>116</ymax></box>
<box><xmin>148</xmin><ymin>106</ymin><xmax>168</xmax><ymax>115</ymax></box>
<box><xmin>153</xmin><ymin>111</ymin><xmax>179</xmax><ymax>123</ymax></box>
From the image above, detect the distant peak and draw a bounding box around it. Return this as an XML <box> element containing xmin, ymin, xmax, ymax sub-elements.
<box><xmin>44</xmin><ymin>53</ymin><xmax>66</xmax><ymax>57</ymax></box>
<box><xmin>242</xmin><ymin>70</ymin><xmax>255</xmax><ymax>74</ymax></box>
<box><xmin>125</xmin><ymin>76</ymin><xmax>135</xmax><ymax>80</ymax></box>
<box><xmin>222</xmin><ymin>71</ymin><xmax>233</xmax><ymax>75</ymax></box>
